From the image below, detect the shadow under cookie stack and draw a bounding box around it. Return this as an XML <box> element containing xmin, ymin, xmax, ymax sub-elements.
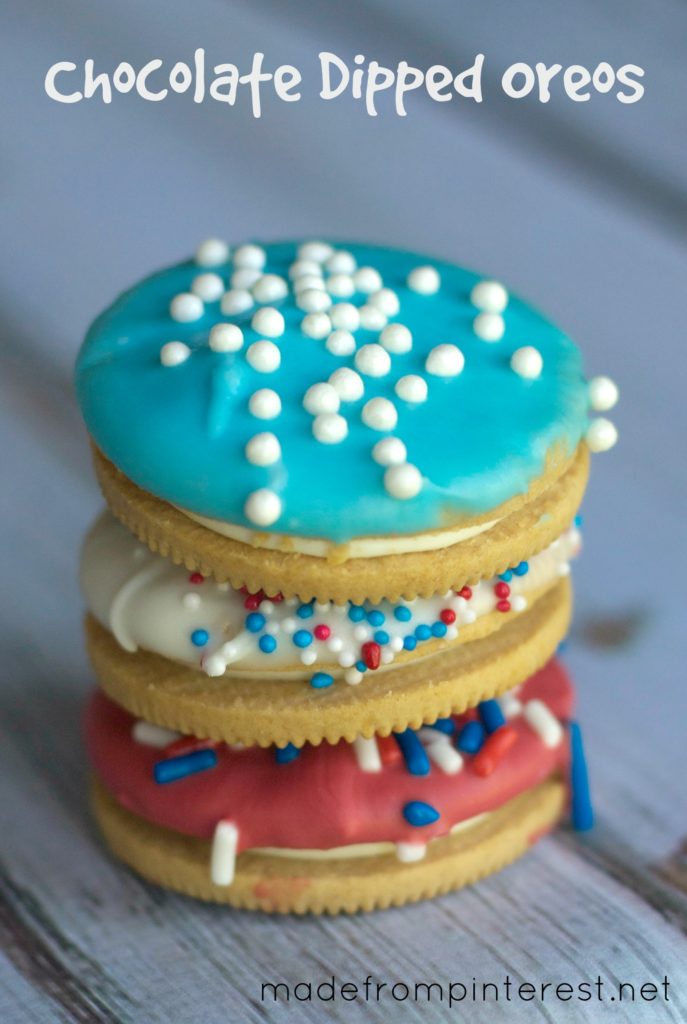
<box><xmin>75</xmin><ymin>239</ymin><xmax>618</xmax><ymax>913</ymax></box>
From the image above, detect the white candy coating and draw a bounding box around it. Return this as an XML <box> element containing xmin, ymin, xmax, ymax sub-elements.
<box><xmin>353</xmin><ymin>267</ymin><xmax>383</xmax><ymax>294</ymax></box>
<box><xmin>407</xmin><ymin>266</ymin><xmax>440</xmax><ymax>295</ymax></box>
<box><xmin>329</xmin><ymin>367</ymin><xmax>364</xmax><ymax>402</ymax></box>
<box><xmin>169</xmin><ymin>293</ymin><xmax>204</xmax><ymax>323</ymax></box>
<box><xmin>231</xmin><ymin>267</ymin><xmax>262</xmax><ymax>290</ymax></box>
<box><xmin>195</xmin><ymin>238</ymin><xmax>229</xmax><ymax>267</ymax></box>
<box><xmin>297</xmin><ymin>241</ymin><xmax>333</xmax><ymax>263</ymax></box>
<box><xmin>473</xmin><ymin>311</ymin><xmax>505</xmax><ymax>341</ymax></box>
<box><xmin>330</xmin><ymin>303</ymin><xmax>360</xmax><ymax>331</ymax></box>
<box><xmin>470</xmin><ymin>279</ymin><xmax>508</xmax><ymax>313</ymax></box>
<box><xmin>326</xmin><ymin>251</ymin><xmax>357</xmax><ymax>275</ymax></box>
<box><xmin>426</xmin><ymin>344</ymin><xmax>465</xmax><ymax>378</ymax></box>
<box><xmin>246</xmin><ymin>340</ymin><xmax>280</xmax><ymax>373</ymax></box>
<box><xmin>209</xmin><ymin>323</ymin><xmax>243</xmax><ymax>353</ymax></box>
<box><xmin>233</xmin><ymin>243</ymin><xmax>266</xmax><ymax>269</ymax></box>
<box><xmin>325</xmin><ymin>329</ymin><xmax>356</xmax><ymax>356</ymax></box>
<box><xmin>251</xmin><ymin>307</ymin><xmax>285</xmax><ymax>338</ymax></box>
<box><xmin>313</xmin><ymin>413</ymin><xmax>348</xmax><ymax>444</ymax></box>
<box><xmin>289</xmin><ymin>259</ymin><xmax>323</xmax><ymax>280</ymax></box>
<box><xmin>380</xmin><ymin>323</ymin><xmax>412</xmax><ymax>354</ymax></box>
<box><xmin>248</xmin><ymin>388</ymin><xmax>281</xmax><ymax>419</ymax></box>
<box><xmin>384</xmin><ymin>462</ymin><xmax>422</xmax><ymax>499</ymax></box>
<box><xmin>245</xmin><ymin>432</ymin><xmax>281</xmax><ymax>466</ymax></box>
<box><xmin>296</xmin><ymin>288</ymin><xmax>332</xmax><ymax>313</ymax></box>
<box><xmin>588</xmin><ymin>376</ymin><xmax>619</xmax><ymax>412</ymax></box>
<box><xmin>326</xmin><ymin>273</ymin><xmax>355</xmax><ymax>298</ymax></box>
<box><xmin>395</xmin><ymin>374</ymin><xmax>428</xmax><ymax>403</ymax></box>
<box><xmin>362</xmin><ymin>397</ymin><xmax>398</xmax><ymax>431</ymax></box>
<box><xmin>252</xmin><ymin>274</ymin><xmax>288</xmax><ymax>303</ymax></box>
<box><xmin>220</xmin><ymin>289</ymin><xmax>253</xmax><ymax>315</ymax></box>
<box><xmin>191</xmin><ymin>273</ymin><xmax>224</xmax><ymax>302</ymax></box>
<box><xmin>355</xmin><ymin>344</ymin><xmax>391</xmax><ymax>377</ymax></box>
<box><xmin>510</xmin><ymin>346</ymin><xmax>543</xmax><ymax>380</ymax></box>
<box><xmin>358</xmin><ymin>304</ymin><xmax>388</xmax><ymax>331</ymax></box>
<box><xmin>294</xmin><ymin>274</ymin><xmax>325</xmax><ymax>294</ymax></box>
<box><xmin>586</xmin><ymin>418</ymin><xmax>618</xmax><ymax>452</ymax></box>
<box><xmin>303</xmin><ymin>382</ymin><xmax>340</xmax><ymax>415</ymax></box>
<box><xmin>160</xmin><ymin>341</ymin><xmax>191</xmax><ymax>366</ymax></box>
<box><xmin>372</xmin><ymin>437</ymin><xmax>407</xmax><ymax>466</ymax></box>
<box><xmin>301</xmin><ymin>312</ymin><xmax>332</xmax><ymax>339</ymax></box>
<box><xmin>244</xmin><ymin>488</ymin><xmax>282</xmax><ymax>526</ymax></box>
<box><xmin>368</xmin><ymin>288</ymin><xmax>400</xmax><ymax>316</ymax></box>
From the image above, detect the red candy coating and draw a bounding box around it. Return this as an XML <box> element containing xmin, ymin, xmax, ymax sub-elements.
<box><xmin>457</xmin><ymin>586</ymin><xmax>472</xmax><ymax>600</ymax></box>
<box><xmin>471</xmin><ymin>725</ymin><xmax>518</xmax><ymax>777</ymax></box>
<box><xmin>361</xmin><ymin>641</ymin><xmax>381</xmax><ymax>670</ymax></box>
<box><xmin>189</xmin><ymin>572</ymin><xmax>204</xmax><ymax>585</ymax></box>
<box><xmin>496</xmin><ymin>600</ymin><xmax>512</xmax><ymax>613</ymax></box>
<box><xmin>314</xmin><ymin>625</ymin><xmax>331</xmax><ymax>641</ymax></box>
<box><xmin>494</xmin><ymin>581</ymin><xmax>511</xmax><ymax>598</ymax></box>
<box><xmin>440</xmin><ymin>609</ymin><xmax>456</xmax><ymax>625</ymax></box>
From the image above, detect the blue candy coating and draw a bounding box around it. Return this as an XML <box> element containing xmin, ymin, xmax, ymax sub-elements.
<box><xmin>432</xmin><ymin>717</ymin><xmax>456</xmax><ymax>735</ymax></box>
<box><xmin>415</xmin><ymin>624</ymin><xmax>432</xmax><ymax>641</ymax></box>
<box><xmin>513</xmin><ymin>561</ymin><xmax>529</xmax><ymax>576</ymax></box>
<box><xmin>258</xmin><ymin>634</ymin><xmax>277</xmax><ymax>654</ymax></box>
<box><xmin>394</xmin><ymin>730</ymin><xmax>431</xmax><ymax>776</ymax></box>
<box><xmin>348</xmin><ymin>605</ymin><xmax>366</xmax><ymax>622</ymax></box>
<box><xmin>367</xmin><ymin>610</ymin><xmax>385</xmax><ymax>627</ymax></box>
<box><xmin>498</xmin><ymin>570</ymin><xmax>513</xmax><ymax>582</ymax></box>
<box><xmin>431</xmin><ymin>621</ymin><xmax>447</xmax><ymax>638</ymax></box>
<box><xmin>154</xmin><ymin>748</ymin><xmax>217</xmax><ymax>784</ymax></box>
<box><xmin>355</xmin><ymin>661</ymin><xmax>368</xmax><ymax>673</ymax></box>
<box><xmin>274</xmin><ymin>742</ymin><xmax>301</xmax><ymax>764</ymax></box>
<box><xmin>403</xmin><ymin>636</ymin><xmax>417</xmax><ymax>651</ymax></box>
<box><xmin>292</xmin><ymin>630</ymin><xmax>313</xmax><ymax>648</ymax></box>
<box><xmin>296</xmin><ymin>603</ymin><xmax>314</xmax><ymax>619</ymax></box>
<box><xmin>570</xmin><ymin>721</ymin><xmax>594</xmax><ymax>831</ymax></box>
<box><xmin>478</xmin><ymin>699</ymin><xmax>506</xmax><ymax>734</ymax></box>
<box><xmin>456</xmin><ymin>720</ymin><xmax>485</xmax><ymax>754</ymax></box>
<box><xmin>310</xmin><ymin>671</ymin><xmax>334</xmax><ymax>689</ymax></box>
<box><xmin>190</xmin><ymin>629</ymin><xmax>209</xmax><ymax>647</ymax></box>
<box><xmin>374</xmin><ymin>630</ymin><xmax>390</xmax><ymax>645</ymax></box>
<box><xmin>245</xmin><ymin>612</ymin><xmax>265</xmax><ymax>633</ymax></box>
<box><xmin>394</xmin><ymin>605</ymin><xmax>412</xmax><ymax>622</ymax></box>
<box><xmin>403</xmin><ymin>800</ymin><xmax>441</xmax><ymax>827</ymax></box>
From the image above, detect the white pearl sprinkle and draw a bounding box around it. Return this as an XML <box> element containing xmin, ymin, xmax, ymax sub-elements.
<box><xmin>473</xmin><ymin>311</ymin><xmax>505</xmax><ymax>342</ymax></box>
<box><xmin>368</xmin><ymin>288</ymin><xmax>400</xmax><ymax>316</ymax></box>
<box><xmin>245</xmin><ymin>432</ymin><xmax>281</xmax><ymax>466</ymax></box>
<box><xmin>511</xmin><ymin>595</ymin><xmax>528</xmax><ymax>612</ymax></box>
<box><xmin>282</xmin><ymin>617</ymin><xmax>297</xmax><ymax>634</ymax></box>
<box><xmin>191</xmin><ymin>273</ymin><xmax>224</xmax><ymax>302</ymax></box>
<box><xmin>330</xmin><ymin>303</ymin><xmax>360</xmax><ymax>331</ymax></box>
<box><xmin>372</xmin><ymin>436</ymin><xmax>407</xmax><ymax>466</ymax></box>
<box><xmin>384</xmin><ymin>462</ymin><xmax>422</xmax><ymax>499</ymax></box>
<box><xmin>248</xmin><ymin>388</ymin><xmax>281</xmax><ymax>419</ymax></box>
<box><xmin>301</xmin><ymin>649</ymin><xmax>317</xmax><ymax>666</ymax></box>
<box><xmin>294</xmin><ymin>274</ymin><xmax>325</xmax><ymax>294</ymax></box>
<box><xmin>329</xmin><ymin>367</ymin><xmax>364</xmax><ymax>402</ymax></box>
<box><xmin>362</xmin><ymin>397</ymin><xmax>397</xmax><ymax>431</ymax></box>
<box><xmin>251</xmin><ymin>307</ymin><xmax>284</xmax><ymax>338</ymax></box>
<box><xmin>303</xmin><ymin>382</ymin><xmax>340</xmax><ymax>415</ymax></box>
<box><xmin>355</xmin><ymin>344</ymin><xmax>391</xmax><ymax>377</ymax></box>
<box><xmin>183</xmin><ymin>592</ymin><xmax>201</xmax><ymax>610</ymax></box>
<box><xmin>203</xmin><ymin>654</ymin><xmax>227</xmax><ymax>677</ymax></box>
<box><xmin>220</xmin><ymin>289</ymin><xmax>253</xmax><ymax>316</ymax></box>
<box><xmin>195</xmin><ymin>238</ymin><xmax>229</xmax><ymax>267</ymax></box>
<box><xmin>345</xmin><ymin>668</ymin><xmax>363</xmax><ymax>685</ymax></box>
<box><xmin>588</xmin><ymin>376</ymin><xmax>619</xmax><ymax>412</ymax></box>
<box><xmin>289</xmin><ymin>259</ymin><xmax>323</xmax><ymax>280</ymax></box>
<box><xmin>209</xmin><ymin>323</ymin><xmax>243</xmax><ymax>353</ymax></box>
<box><xmin>246</xmin><ymin>340</ymin><xmax>280</xmax><ymax>373</ymax></box>
<box><xmin>586</xmin><ymin>418</ymin><xmax>618</xmax><ymax>452</ymax></box>
<box><xmin>313</xmin><ymin>413</ymin><xmax>348</xmax><ymax>444</ymax></box>
<box><xmin>358</xmin><ymin>304</ymin><xmax>388</xmax><ymax>331</ymax></box>
<box><xmin>297</xmin><ymin>241</ymin><xmax>333</xmax><ymax>263</ymax></box>
<box><xmin>338</xmin><ymin>650</ymin><xmax>356</xmax><ymax>668</ymax></box>
<box><xmin>390</xmin><ymin>635</ymin><xmax>404</xmax><ymax>653</ymax></box>
<box><xmin>301</xmin><ymin>312</ymin><xmax>332</xmax><ymax>339</ymax></box>
<box><xmin>326</xmin><ymin>329</ymin><xmax>356</xmax><ymax>357</ymax></box>
<box><xmin>426</xmin><ymin>344</ymin><xmax>465</xmax><ymax>378</ymax></box>
<box><xmin>297</xmin><ymin>289</ymin><xmax>332</xmax><ymax>313</ymax></box>
<box><xmin>326</xmin><ymin>274</ymin><xmax>355</xmax><ymax>298</ymax></box>
<box><xmin>170</xmin><ymin>293</ymin><xmax>204</xmax><ymax>323</ymax></box>
<box><xmin>353</xmin><ymin>267</ymin><xmax>383</xmax><ymax>294</ymax></box>
<box><xmin>244</xmin><ymin>488</ymin><xmax>282</xmax><ymax>526</ymax></box>
<box><xmin>381</xmin><ymin>649</ymin><xmax>394</xmax><ymax>665</ymax></box>
<box><xmin>407</xmin><ymin>266</ymin><xmax>440</xmax><ymax>295</ymax></box>
<box><xmin>511</xmin><ymin>346</ymin><xmax>543</xmax><ymax>380</ymax></box>
<box><xmin>395</xmin><ymin>374</ymin><xmax>428</xmax><ymax>403</ymax></box>
<box><xmin>252</xmin><ymin>274</ymin><xmax>288</xmax><ymax>304</ymax></box>
<box><xmin>470</xmin><ymin>279</ymin><xmax>508</xmax><ymax>313</ymax></box>
<box><xmin>380</xmin><ymin>323</ymin><xmax>412</xmax><ymax>354</ymax></box>
<box><xmin>233</xmin><ymin>243</ymin><xmax>266</xmax><ymax>269</ymax></box>
<box><xmin>326</xmin><ymin>251</ymin><xmax>357</xmax><ymax>275</ymax></box>
<box><xmin>231</xmin><ymin>267</ymin><xmax>262</xmax><ymax>290</ymax></box>
<box><xmin>328</xmin><ymin>637</ymin><xmax>343</xmax><ymax>653</ymax></box>
<box><xmin>160</xmin><ymin>341</ymin><xmax>191</xmax><ymax>366</ymax></box>
<box><xmin>353</xmin><ymin>625</ymin><xmax>371</xmax><ymax>642</ymax></box>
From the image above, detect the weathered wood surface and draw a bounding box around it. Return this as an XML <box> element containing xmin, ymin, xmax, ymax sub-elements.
<box><xmin>2</xmin><ymin>1</ymin><xmax>687</xmax><ymax>1021</ymax></box>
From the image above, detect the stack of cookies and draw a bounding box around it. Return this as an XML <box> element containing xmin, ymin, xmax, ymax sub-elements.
<box><xmin>76</xmin><ymin>239</ymin><xmax>618</xmax><ymax>913</ymax></box>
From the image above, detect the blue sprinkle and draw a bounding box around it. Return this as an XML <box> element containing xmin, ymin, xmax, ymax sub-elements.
<box><xmin>348</xmin><ymin>605</ymin><xmax>366</xmax><ymax>622</ymax></box>
<box><xmin>498</xmin><ymin>570</ymin><xmax>513</xmax><ymax>582</ymax></box>
<box><xmin>259</xmin><ymin>634</ymin><xmax>277</xmax><ymax>654</ymax></box>
<box><xmin>415</xmin><ymin>624</ymin><xmax>432</xmax><ymax>642</ymax></box>
<box><xmin>274</xmin><ymin>743</ymin><xmax>301</xmax><ymax>764</ymax></box>
<box><xmin>570</xmin><ymin>721</ymin><xmax>594</xmax><ymax>831</ymax></box>
<box><xmin>403</xmin><ymin>800</ymin><xmax>440</xmax><ymax>827</ymax></box>
<box><xmin>574</xmin><ymin>514</ymin><xmax>583</xmax><ymax>528</ymax></box>
<box><xmin>355</xmin><ymin>660</ymin><xmax>368</xmax><ymax>673</ymax></box>
<box><xmin>456</xmin><ymin>720</ymin><xmax>485</xmax><ymax>754</ymax></box>
<box><xmin>394</xmin><ymin>730</ymin><xmax>431</xmax><ymax>776</ymax></box>
<box><xmin>432</xmin><ymin>717</ymin><xmax>456</xmax><ymax>735</ymax></box>
<box><xmin>557</xmin><ymin>640</ymin><xmax>569</xmax><ymax>655</ymax></box>
<box><xmin>403</xmin><ymin>636</ymin><xmax>417</xmax><ymax>651</ymax></box>
<box><xmin>292</xmin><ymin>629</ymin><xmax>313</xmax><ymax>648</ymax></box>
<box><xmin>513</xmin><ymin>561</ymin><xmax>529</xmax><ymax>576</ymax></box>
<box><xmin>394</xmin><ymin>605</ymin><xmax>412</xmax><ymax>622</ymax></box>
<box><xmin>431</xmin><ymin>621</ymin><xmax>447</xmax><ymax>638</ymax></box>
<box><xmin>367</xmin><ymin>609</ymin><xmax>386</xmax><ymax>627</ymax></box>
<box><xmin>154</xmin><ymin>749</ymin><xmax>217</xmax><ymax>784</ymax></box>
<box><xmin>310</xmin><ymin>671</ymin><xmax>334</xmax><ymax>689</ymax></box>
<box><xmin>374</xmin><ymin>630</ymin><xmax>390</xmax><ymax>645</ymax></box>
<box><xmin>190</xmin><ymin>629</ymin><xmax>209</xmax><ymax>647</ymax></box>
<box><xmin>297</xmin><ymin>602</ymin><xmax>314</xmax><ymax>619</ymax></box>
<box><xmin>245</xmin><ymin>612</ymin><xmax>265</xmax><ymax>633</ymax></box>
<box><xmin>478</xmin><ymin>699</ymin><xmax>506</xmax><ymax>734</ymax></box>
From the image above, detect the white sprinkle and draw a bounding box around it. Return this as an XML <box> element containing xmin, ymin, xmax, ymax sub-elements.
<box><xmin>170</xmin><ymin>293</ymin><xmax>204</xmax><ymax>323</ymax></box>
<box><xmin>498</xmin><ymin>693</ymin><xmax>523</xmax><ymax>719</ymax></box>
<box><xmin>300</xmin><ymin>649</ymin><xmax>317</xmax><ymax>666</ymax></box>
<box><xmin>470</xmin><ymin>279</ymin><xmax>508</xmax><ymax>313</ymax></box>
<box><xmin>352</xmin><ymin>736</ymin><xmax>382</xmax><ymax>773</ymax></box>
<box><xmin>251</xmin><ymin>307</ymin><xmax>284</xmax><ymax>338</ymax></box>
<box><xmin>523</xmin><ymin>699</ymin><xmax>564</xmax><ymax>748</ymax></box>
<box><xmin>182</xmin><ymin>592</ymin><xmax>201</xmax><ymax>610</ymax></box>
<box><xmin>588</xmin><ymin>376</ymin><xmax>619</xmax><ymax>412</ymax></box>
<box><xmin>244</xmin><ymin>488</ymin><xmax>282</xmax><ymax>526</ymax></box>
<box><xmin>248</xmin><ymin>388</ymin><xmax>281</xmax><ymax>419</ymax></box>
<box><xmin>338</xmin><ymin>650</ymin><xmax>356</xmax><ymax>668</ymax></box>
<box><xmin>247</xmin><ymin>340</ymin><xmax>280</xmax><ymax>373</ymax></box>
<box><xmin>372</xmin><ymin>437</ymin><xmax>406</xmax><ymax>466</ymax></box>
<box><xmin>231</xmin><ymin>267</ymin><xmax>262</xmax><ymax>290</ymax></box>
<box><xmin>294</xmin><ymin>274</ymin><xmax>326</xmax><ymax>294</ymax></box>
<box><xmin>473</xmin><ymin>311</ymin><xmax>505</xmax><ymax>342</ymax></box>
<box><xmin>221</xmin><ymin>641</ymin><xmax>240</xmax><ymax>662</ymax></box>
<box><xmin>380</xmin><ymin>323</ymin><xmax>412</xmax><ymax>354</ymax></box>
<box><xmin>260</xmin><ymin>600</ymin><xmax>275</xmax><ymax>614</ymax></box>
<box><xmin>326</xmin><ymin>329</ymin><xmax>356</xmax><ymax>357</ymax></box>
<box><xmin>407</xmin><ymin>266</ymin><xmax>440</xmax><ymax>295</ymax></box>
<box><xmin>328</xmin><ymin>637</ymin><xmax>343</xmax><ymax>654</ymax></box>
<box><xmin>132</xmin><ymin>721</ymin><xmax>181</xmax><ymax>748</ymax></box>
<box><xmin>445</xmin><ymin>625</ymin><xmax>458</xmax><ymax>640</ymax></box>
<box><xmin>203</xmin><ymin>654</ymin><xmax>227</xmax><ymax>677</ymax></box>
<box><xmin>297</xmin><ymin>241</ymin><xmax>333</xmax><ymax>263</ymax></box>
<box><xmin>511</xmin><ymin>346</ymin><xmax>543</xmax><ymax>379</ymax></box>
<box><xmin>209</xmin><ymin>323</ymin><xmax>243</xmax><ymax>352</ymax></box>
<box><xmin>384</xmin><ymin>462</ymin><xmax>422</xmax><ymax>499</ymax></box>
<box><xmin>220</xmin><ymin>289</ymin><xmax>253</xmax><ymax>315</ymax></box>
<box><xmin>396</xmin><ymin>842</ymin><xmax>426</xmax><ymax>863</ymax></box>
<box><xmin>210</xmin><ymin>820</ymin><xmax>239</xmax><ymax>886</ymax></box>
<box><xmin>358</xmin><ymin>304</ymin><xmax>388</xmax><ymax>331</ymax></box>
<box><xmin>511</xmin><ymin>594</ymin><xmax>528</xmax><ymax>612</ymax></box>
<box><xmin>191</xmin><ymin>273</ymin><xmax>224</xmax><ymax>302</ymax></box>
<box><xmin>345</xmin><ymin>668</ymin><xmax>363</xmax><ymax>685</ymax></box>
<box><xmin>160</xmin><ymin>341</ymin><xmax>191</xmax><ymax>367</ymax></box>
<box><xmin>245</xmin><ymin>432</ymin><xmax>281</xmax><ymax>466</ymax></box>
<box><xmin>558</xmin><ymin>562</ymin><xmax>571</xmax><ymax>577</ymax></box>
<box><xmin>368</xmin><ymin>288</ymin><xmax>400</xmax><ymax>316</ymax></box>
<box><xmin>353</xmin><ymin>624</ymin><xmax>371</xmax><ymax>642</ymax></box>
<box><xmin>301</xmin><ymin>312</ymin><xmax>332</xmax><ymax>339</ymax></box>
<box><xmin>329</xmin><ymin>367</ymin><xmax>364</xmax><ymax>402</ymax></box>
<box><xmin>297</xmin><ymin>289</ymin><xmax>332</xmax><ymax>313</ymax></box>
<box><xmin>289</xmin><ymin>260</ymin><xmax>323</xmax><ymax>280</ymax></box>
<box><xmin>586</xmin><ymin>418</ymin><xmax>618</xmax><ymax>452</ymax></box>
<box><xmin>303</xmin><ymin>382</ymin><xmax>340</xmax><ymax>415</ymax></box>
<box><xmin>355</xmin><ymin>344</ymin><xmax>391</xmax><ymax>377</ymax></box>
<box><xmin>233</xmin><ymin>243</ymin><xmax>266</xmax><ymax>269</ymax></box>
<box><xmin>313</xmin><ymin>413</ymin><xmax>348</xmax><ymax>444</ymax></box>
<box><xmin>353</xmin><ymin>267</ymin><xmax>383</xmax><ymax>294</ymax></box>
<box><xmin>330</xmin><ymin>303</ymin><xmax>360</xmax><ymax>331</ymax></box>
<box><xmin>426</xmin><ymin>344</ymin><xmax>465</xmax><ymax>378</ymax></box>
<box><xmin>326</xmin><ymin>250</ymin><xmax>357</xmax><ymax>275</ymax></box>
<box><xmin>252</xmin><ymin>274</ymin><xmax>288</xmax><ymax>303</ymax></box>
<box><xmin>381</xmin><ymin>649</ymin><xmax>394</xmax><ymax>665</ymax></box>
<box><xmin>326</xmin><ymin>273</ymin><xmax>355</xmax><ymax>298</ymax></box>
<box><xmin>281</xmin><ymin>617</ymin><xmax>297</xmax><ymax>635</ymax></box>
<box><xmin>362</xmin><ymin>397</ymin><xmax>397</xmax><ymax>431</ymax></box>
<box><xmin>425</xmin><ymin>740</ymin><xmax>464</xmax><ymax>775</ymax></box>
<box><xmin>395</xmin><ymin>374</ymin><xmax>427</xmax><ymax>403</ymax></box>
<box><xmin>195</xmin><ymin>238</ymin><xmax>229</xmax><ymax>267</ymax></box>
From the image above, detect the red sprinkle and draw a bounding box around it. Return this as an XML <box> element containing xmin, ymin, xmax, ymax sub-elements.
<box><xmin>314</xmin><ymin>624</ymin><xmax>331</xmax><ymax>641</ymax></box>
<box><xmin>496</xmin><ymin>599</ymin><xmax>512</xmax><ymax>613</ymax></box>
<box><xmin>457</xmin><ymin>586</ymin><xmax>472</xmax><ymax>600</ymax></box>
<box><xmin>471</xmin><ymin>725</ymin><xmax>517</xmax><ymax>777</ymax></box>
<box><xmin>361</xmin><ymin>641</ymin><xmax>381</xmax><ymax>670</ymax></box>
<box><xmin>268</xmin><ymin>593</ymin><xmax>284</xmax><ymax>603</ymax></box>
<box><xmin>494</xmin><ymin>581</ymin><xmax>511</xmax><ymax>598</ymax></box>
<box><xmin>163</xmin><ymin>736</ymin><xmax>219</xmax><ymax>758</ymax></box>
<box><xmin>377</xmin><ymin>734</ymin><xmax>403</xmax><ymax>766</ymax></box>
<box><xmin>440</xmin><ymin>608</ymin><xmax>456</xmax><ymax>625</ymax></box>
<box><xmin>189</xmin><ymin>572</ymin><xmax>205</xmax><ymax>585</ymax></box>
